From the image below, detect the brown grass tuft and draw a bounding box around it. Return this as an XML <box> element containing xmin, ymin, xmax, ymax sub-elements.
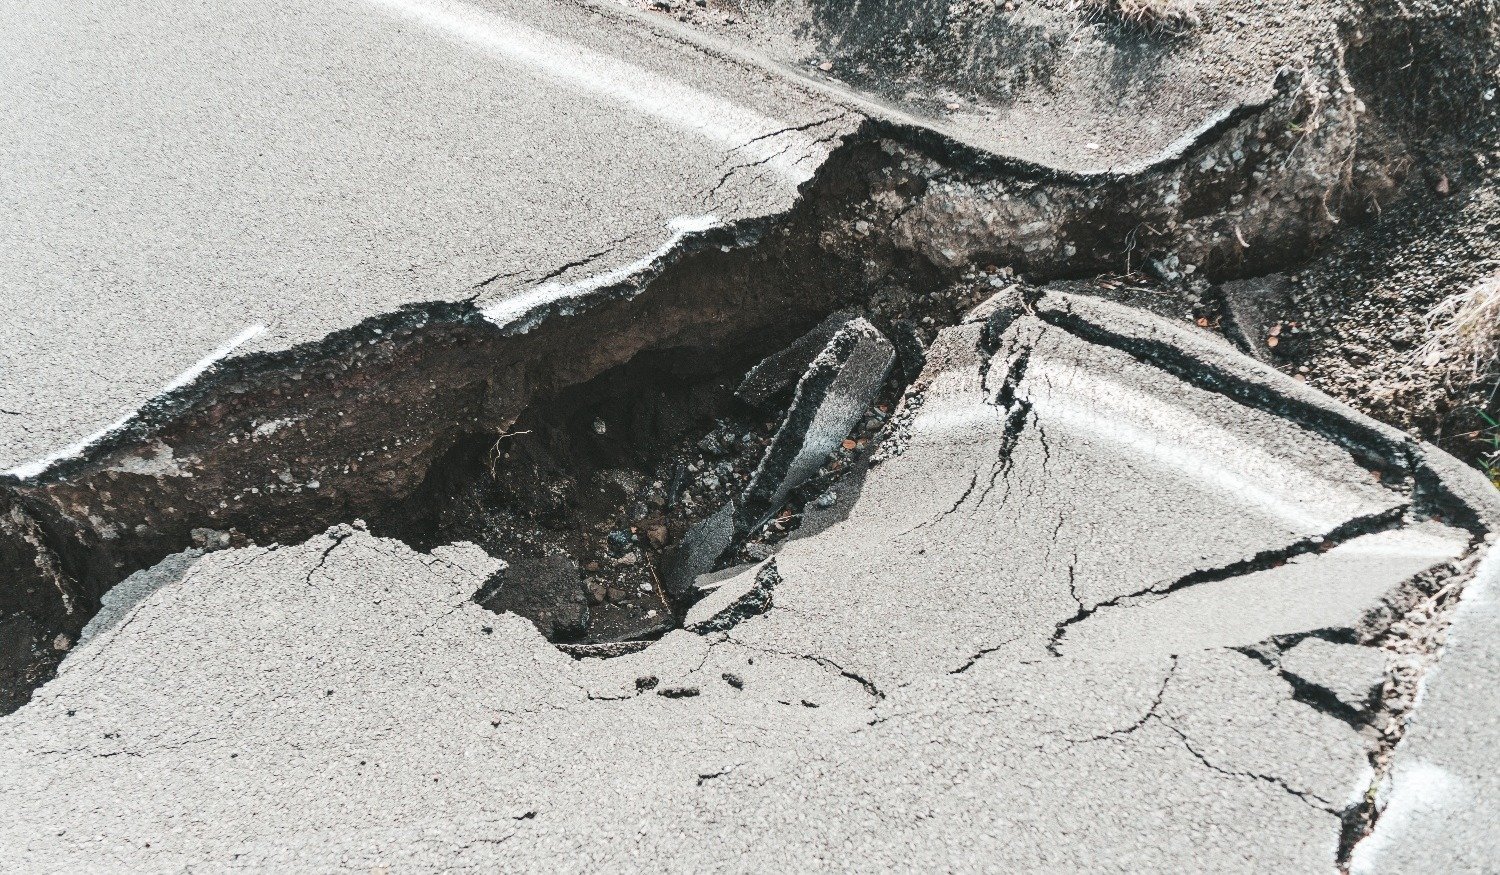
<box><xmin>1079</xmin><ymin>0</ymin><xmax>1202</xmax><ymax>32</ymax></box>
<box><xmin>1418</xmin><ymin>273</ymin><xmax>1500</xmax><ymax>385</ymax></box>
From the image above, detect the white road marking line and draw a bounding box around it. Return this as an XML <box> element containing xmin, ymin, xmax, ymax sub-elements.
<box><xmin>5</xmin><ymin>325</ymin><xmax>266</xmax><ymax>481</ymax></box>
<box><xmin>360</xmin><ymin>0</ymin><xmax>823</xmax><ymax>183</ymax></box>
<box><xmin>480</xmin><ymin>214</ymin><xmax>719</xmax><ymax>330</ymax></box>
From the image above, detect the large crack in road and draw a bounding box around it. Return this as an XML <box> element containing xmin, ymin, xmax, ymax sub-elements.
<box><xmin>2</xmin><ymin>0</ymin><xmax>1498</xmax><ymax>869</ymax></box>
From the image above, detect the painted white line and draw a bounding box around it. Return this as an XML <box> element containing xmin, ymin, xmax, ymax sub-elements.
<box><xmin>481</xmin><ymin>214</ymin><xmax>720</xmax><ymax>331</ymax></box>
<box><xmin>360</xmin><ymin>0</ymin><xmax>823</xmax><ymax>183</ymax></box>
<box><xmin>1023</xmin><ymin>356</ymin><xmax>1379</xmax><ymax>533</ymax></box>
<box><xmin>5</xmin><ymin>325</ymin><xmax>266</xmax><ymax>481</ymax></box>
<box><xmin>1348</xmin><ymin>760</ymin><xmax>1464</xmax><ymax>875</ymax></box>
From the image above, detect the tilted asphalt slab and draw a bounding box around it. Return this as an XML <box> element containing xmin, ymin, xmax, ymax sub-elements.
<box><xmin>1</xmin><ymin>294</ymin><xmax>1494</xmax><ymax>871</ymax></box>
<box><xmin>0</xmin><ymin>0</ymin><xmax>854</xmax><ymax>475</ymax></box>
<box><xmin>4</xmin><ymin>0</ymin><xmax>1500</xmax><ymax>869</ymax></box>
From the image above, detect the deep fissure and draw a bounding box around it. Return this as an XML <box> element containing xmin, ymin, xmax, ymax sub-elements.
<box><xmin>0</xmin><ymin>25</ymin><xmax>1494</xmax><ymax>864</ymax></box>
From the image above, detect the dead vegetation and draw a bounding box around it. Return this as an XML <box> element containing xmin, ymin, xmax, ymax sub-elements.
<box><xmin>1417</xmin><ymin>272</ymin><xmax>1500</xmax><ymax>487</ymax></box>
<box><xmin>1419</xmin><ymin>272</ymin><xmax>1500</xmax><ymax>386</ymax></box>
<box><xmin>1079</xmin><ymin>0</ymin><xmax>1202</xmax><ymax>32</ymax></box>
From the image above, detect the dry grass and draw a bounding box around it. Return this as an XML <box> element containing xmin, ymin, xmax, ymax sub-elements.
<box><xmin>1079</xmin><ymin>0</ymin><xmax>1202</xmax><ymax>32</ymax></box>
<box><xmin>1418</xmin><ymin>273</ymin><xmax>1500</xmax><ymax>384</ymax></box>
<box><xmin>1419</xmin><ymin>273</ymin><xmax>1500</xmax><ymax>488</ymax></box>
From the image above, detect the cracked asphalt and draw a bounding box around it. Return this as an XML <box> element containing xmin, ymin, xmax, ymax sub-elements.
<box><xmin>0</xmin><ymin>0</ymin><xmax>854</xmax><ymax>473</ymax></box>
<box><xmin>4</xmin><ymin>0</ymin><xmax>1499</xmax><ymax>870</ymax></box>
<box><xmin>2</xmin><ymin>293</ymin><xmax>1493</xmax><ymax>871</ymax></box>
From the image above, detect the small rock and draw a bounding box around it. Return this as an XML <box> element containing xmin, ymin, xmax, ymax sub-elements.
<box><xmin>646</xmin><ymin>525</ymin><xmax>668</xmax><ymax>548</ymax></box>
<box><xmin>606</xmin><ymin>530</ymin><xmax>633</xmax><ymax>556</ymax></box>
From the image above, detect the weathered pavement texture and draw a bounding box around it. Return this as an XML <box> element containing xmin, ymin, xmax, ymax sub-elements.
<box><xmin>0</xmin><ymin>0</ymin><xmax>853</xmax><ymax>474</ymax></box>
<box><xmin>2</xmin><ymin>294</ymin><xmax>1493</xmax><ymax>871</ymax></box>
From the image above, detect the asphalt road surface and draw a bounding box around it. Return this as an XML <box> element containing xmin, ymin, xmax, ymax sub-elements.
<box><xmin>1</xmin><ymin>294</ymin><xmax>1494</xmax><ymax>870</ymax></box>
<box><xmin>2</xmin><ymin>0</ymin><xmax>1498</xmax><ymax>871</ymax></box>
<box><xmin>0</xmin><ymin>0</ymin><xmax>853</xmax><ymax>476</ymax></box>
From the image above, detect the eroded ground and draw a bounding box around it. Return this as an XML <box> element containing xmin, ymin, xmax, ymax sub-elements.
<box><xmin>2</xmin><ymin>0</ymin><xmax>1499</xmax><ymax>871</ymax></box>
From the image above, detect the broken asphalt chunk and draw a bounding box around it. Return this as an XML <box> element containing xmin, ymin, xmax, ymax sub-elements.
<box><xmin>693</xmin><ymin>561</ymin><xmax>760</xmax><ymax>596</ymax></box>
<box><xmin>661</xmin><ymin>501</ymin><xmax>737</xmax><ymax>602</ymax></box>
<box><xmin>735</xmin><ymin>310</ymin><xmax>856</xmax><ymax>410</ymax></box>
<box><xmin>685</xmin><ymin>559</ymin><xmax>779</xmax><ymax>634</ymax></box>
<box><xmin>737</xmin><ymin>317</ymin><xmax>894</xmax><ymax>535</ymax></box>
<box><xmin>556</xmin><ymin>640</ymin><xmax>653</xmax><ymax>660</ymax></box>
<box><xmin>889</xmin><ymin>319</ymin><xmax>926</xmax><ymax>385</ymax></box>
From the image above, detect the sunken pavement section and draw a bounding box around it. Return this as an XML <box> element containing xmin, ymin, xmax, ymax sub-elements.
<box><xmin>1</xmin><ymin>291</ymin><xmax>1496</xmax><ymax>871</ymax></box>
<box><xmin>3</xmin><ymin>0</ymin><xmax>1500</xmax><ymax>871</ymax></box>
